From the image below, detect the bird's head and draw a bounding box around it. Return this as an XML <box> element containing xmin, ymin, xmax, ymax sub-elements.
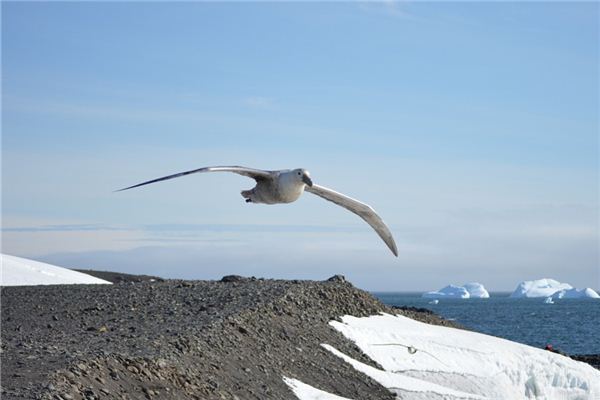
<box><xmin>293</xmin><ymin>168</ymin><xmax>313</xmax><ymax>187</ymax></box>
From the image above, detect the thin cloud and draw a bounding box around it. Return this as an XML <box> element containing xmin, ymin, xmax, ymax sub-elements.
<box><xmin>1</xmin><ymin>224</ymin><xmax>124</xmax><ymax>233</ymax></box>
<box><xmin>4</xmin><ymin>95</ymin><xmax>210</xmax><ymax>123</ymax></box>
<box><xmin>357</xmin><ymin>1</ymin><xmax>416</xmax><ymax>20</ymax></box>
<box><xmin>1</xmin><ymin>223</ymin><xmax>364</xmax><ymax>234</ymax></box>
<box><xmin>141</xmin><ymin>223</ymin><xmax>363</xmax><ymax>234</ymax></box>
<box><xmin>242</xmin><ymin>96</ymin><xmax>274</xmax><ymax>109</ymax></box>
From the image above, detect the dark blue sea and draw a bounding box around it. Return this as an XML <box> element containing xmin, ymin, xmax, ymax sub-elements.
<box><xmin>372</xmin><ymin>292</ymin><xmax>600</xmax><ymax>355</ymax></box>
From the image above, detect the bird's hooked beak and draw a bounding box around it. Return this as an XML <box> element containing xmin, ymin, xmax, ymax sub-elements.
<box><xmin>302</xmin><ymin>174</ymin><xmax>313</xmax><ymax>187</ymax></box>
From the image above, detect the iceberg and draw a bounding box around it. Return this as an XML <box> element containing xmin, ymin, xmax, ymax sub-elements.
<box><xmin>463</xmin><ymin>282</ymin><xmax>490</xmax><ymax>298</ymax></box>
<box><xmin>423</xmin><ymin>285</ymin><xmax>469</xmax><ymax>299</ymax></box>
<box><xmin>422</xmin><ymin>282</ymin><xmax>489</xmax><ymax>299</ymax></box>
<box><xmin>551</xmin><ymin>287</ymin><xmax>600</xmax><ymax>299</ymax></box>
<box><xmin>510</xmin><ymin>278</ymin><xmax>598</xmax><ymax>299</ymax></box>
<box><xmin>0</xmin><ymin>254</ymin><xmax>111</xmax><ymax>286</ymax></box>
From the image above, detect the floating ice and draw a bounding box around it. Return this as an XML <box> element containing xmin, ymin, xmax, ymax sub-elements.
<box><xmin>423</xmin><ymin>282</ymin><xmax>489</xmax><ymax>299</ymax></box>
<box><xmin>423</xmin><ymin>285</ymin><xmax>469</xmax><ymax>299</ymax></box>
<box><xmin>551</xmin><ymin>287</ymin><xmax>600</xmax><ymax>299</ymax></box>
<box><xmin>510</xmin><ymin>279</ymin><xmax>598</xmax><ymax>299</ymax></box>
<box><xmin>463</xmin><ymin>282</ymin><xmax>490</xmax><ymax>298</ymax></box>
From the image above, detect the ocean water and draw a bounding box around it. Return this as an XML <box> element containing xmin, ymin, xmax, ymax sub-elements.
<box><xmin>372</xmin><ymin>292</ymin><xmax>600</xmax><ymax>355</ymax></box>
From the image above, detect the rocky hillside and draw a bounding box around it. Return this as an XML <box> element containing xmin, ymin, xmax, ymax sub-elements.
<box><xmin>4</xmin><ymin>273</ymin><xmax>593</xmax><ymax>400</ymax></box>
<box><xmin>2</xmin><ymin>274</ymin><xmax>460</xmax><ymax>400</ymax></box>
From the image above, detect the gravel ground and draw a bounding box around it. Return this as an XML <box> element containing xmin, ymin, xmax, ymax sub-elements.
<box><xmin>2</xmin><ymin>274</ymin><xmax>597</xmax><ymax>400</ymax></box>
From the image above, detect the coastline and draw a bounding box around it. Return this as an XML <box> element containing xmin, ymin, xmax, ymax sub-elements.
<box><xmin>1</xmin><ymin>272</ymin><xmax>598</xmax><ymax>399</ymax></box>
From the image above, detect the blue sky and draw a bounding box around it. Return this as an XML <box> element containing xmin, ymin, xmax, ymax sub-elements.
<box><xmin>2</xmin><ymin>2</ymin><xmax>598</xmax><ymax>291</ymax></box>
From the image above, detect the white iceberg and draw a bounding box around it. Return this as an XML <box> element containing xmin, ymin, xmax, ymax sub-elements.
<box><xmin>510</xmin><ymin>278</ymin><xmax>598</xmax><ymax>299</ymax></box>
<box><xmin>551</xmin><ymin>287</ymin><xmax>600</xmax><ymax>299</ymax></box>
<box><xmin>510</xmin><ymin>278</ymin><xmax>571</xmax><ymax>298</ymax></box>
<box><xmin>0</xmin><ymin>254</ymin><xmax>111</xmax><ymax>286</ymax></box>
<box><xmin>422</xmin><ymin>282</ymin><xmax>489</xmax><ymax>299</ymax></box>
<box><xmin>317</xmin><ymin>313</ymin><xmax>600</xmax><ymax>400</ymax></box>
<box><xmin>463</xmin><ymin>282</ymin><xmax>490</xmax><ymax>298</ymax></box>
<box><xmin>423</xmin><ymin>285</ymin><xmax>469</xmax><ymax>299</ymax></box>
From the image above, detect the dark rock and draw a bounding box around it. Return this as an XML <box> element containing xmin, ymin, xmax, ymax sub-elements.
<box><xmin>571</xmin><ymin>354</ymin><xmax>600</xmax><ymax>369</ymax></box>
<box><xmin>220</xmin><ymin>275</ymin><xmax>245</xmax><ymax>283</ymax></box>
<box><xmin>392</xmin><ymin>305</ymin><xmax>434</xmax><ymax>315</ymax></box>
<box><xmin>326</xmin><ymin>275</ymin><xmax>346</xmax><ymax>283</ymax></box>
<box><xmin>73</xmin><ymin>269</ymin><xmax>164</xmax><ymax>284</ymax></box>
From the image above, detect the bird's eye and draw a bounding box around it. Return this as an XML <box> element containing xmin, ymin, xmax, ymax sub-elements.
<box><xmin>297</xmin><ymin>172</ymin><xmax>301</xmax><ymax>175</ymax></box>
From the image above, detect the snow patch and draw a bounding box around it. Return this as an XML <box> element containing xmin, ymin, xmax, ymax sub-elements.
<box><xmin>322</xmin><ymin>343</ymin><xmax>484</xmax><ymax>399</ymax></box>
<box><xmin>1</xmin><ymin>254</ymin><xmax>111</xmax><ymax>286</ymax></box>
<box><xmin>323</xmin><ymin>313</ymin><xmax>600</xmax><ymax>399</ymax></box>
<box><xmin>423</xmin><ymin>282</ymin><xmax>489</xmax><ymax>299</ymax></box>
<box><xmin>283</xmin><ymin>377</ymin><xmax>352</xmax><ymax>400</ymax></box>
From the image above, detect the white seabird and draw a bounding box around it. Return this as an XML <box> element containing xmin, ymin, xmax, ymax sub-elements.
<box><xmin>117</xmin><ymin>166</ymin><xmax>398</xmax><ymax>256</ymax></box>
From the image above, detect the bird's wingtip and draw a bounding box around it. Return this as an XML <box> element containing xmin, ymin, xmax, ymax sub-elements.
<box><xmin>389</xmin><ymin>242</ymin><xmax>399</xmax><ymax>257</ymax></box>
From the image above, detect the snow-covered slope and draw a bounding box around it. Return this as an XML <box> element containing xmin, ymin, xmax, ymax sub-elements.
<box><xmin>314</xmin><ymin>313</ymin><xmax>600</xmax><ymax>400</ymax></box>
<box><xmin>423</xmin><ymin>282</ymin><xmax>489</xmax><ymax>299</ymax></box>
<box><xmin>510</xmin><ymin>278</ymin><xmax>598</xmax><ymax>299</ymax></box>
<box><xmin>284</xmin><ymin>378</ymin><xmax>352</xmax><ymax>400</ymax></box>
<box><xmin>1</xmin><ymin>254</ymin><xmax>111</xmax><ymax>286</ymax></box>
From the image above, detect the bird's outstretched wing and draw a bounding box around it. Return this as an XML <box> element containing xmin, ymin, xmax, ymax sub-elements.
<box><xmin>305</xmin><ymin>184</ymin><xmax>398</xmax><ymax>256</ymax></box>
<box><xmin>116</xmin><ymin>166</ymin><xmax>273</xmax><ymax>192</ymax></box>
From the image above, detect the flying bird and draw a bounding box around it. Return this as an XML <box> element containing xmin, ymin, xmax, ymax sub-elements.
<box><xmin>117</xmin><ymin>166</ymin><xmax>398</xmax><ymax>256</ymax></box>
